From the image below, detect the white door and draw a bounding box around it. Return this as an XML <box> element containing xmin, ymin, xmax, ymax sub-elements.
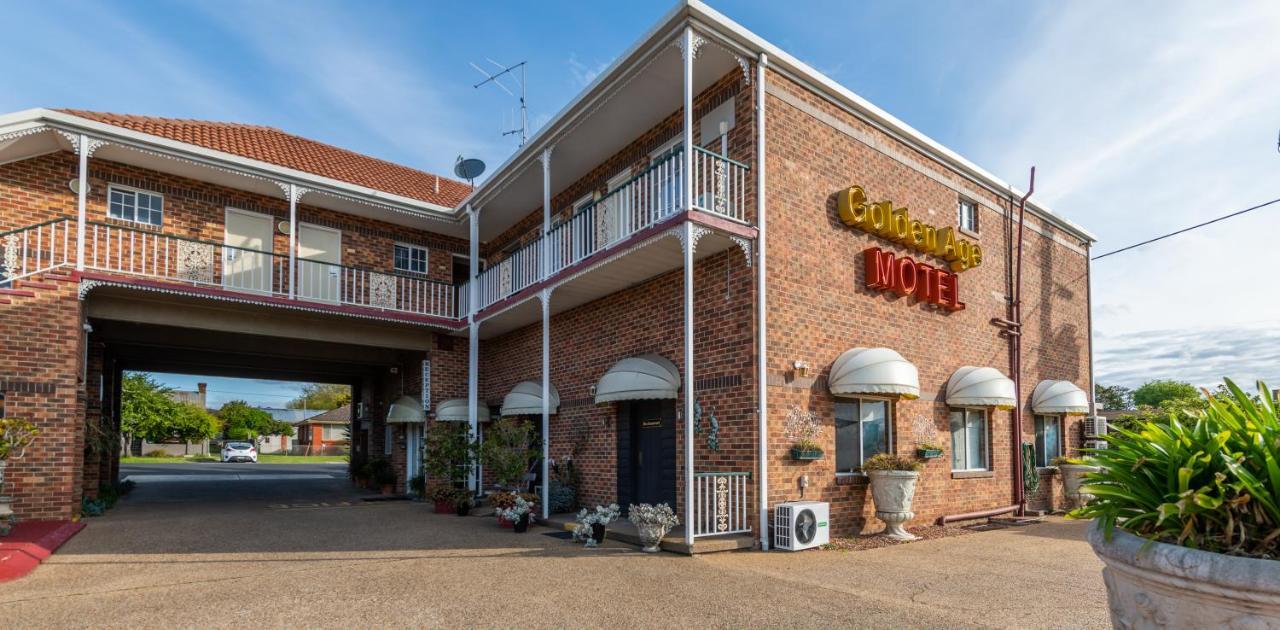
<box><xmin>297</xmin><ymin>223</ymin><xmax>341</xmax><ymax>303</ymax></box>
<box><xmin>223</xmin><ymin>208</ymin><xmax>274</xmax><ymax>294</ymax></box>
<box><xmin>406</xmin><ymin>424</ymin><xmax>423</xmax><ymax>493</ymax></box>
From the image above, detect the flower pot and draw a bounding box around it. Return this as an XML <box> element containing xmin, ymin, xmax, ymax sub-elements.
<box><xmin>455</xmin><ymin>502</ymin><xmax>472</xmax><ymax>516</ymax></box>
<box><xmin>636</xmin><ymin>523</ymin><xmax>669</xmax><ymax>553</ymax></box>
<box><xmin>590</xmin><ymin>523</ymin><xmax>607</xmax><ymax>546</ymax></box>
<box><xmin>380</xmin><ymin>484</ymin><xmax>394</xmax><ymax>495</ymax></box>
<box><xmin>497</xmin><ymin>515</ymin><xmax>514</xmax><ymax>529</ymax></box>
<box><xmin>790</xmin><ymin>446</ymin><xmax>823</xmax><ymax>461</ymax></box>
<box><xmin>514</xmin><ymin>513</ymin><xmax>530</xmax><ymax>533</ymax></box>
<box><xmin>433</xmin><ymin>500</ymin><xmax>453</xmax><ymax>513</ymax></box>
<box><xmin>867</xmin><ymin>470</ymin><xmax>920</xmax><ymax>541</ymax></box>
<box><xmin>1087</xmin><ymin>521</ymin><xmax>1280</xmax><ymax>628</ymax></box>
<box><xmin>1058</xmin><ymin>464</ymin><xmax>1100</xmax><ymax>509</ymax></box>
<box><xmin>915</xmin><ymin>448</ymin><xmax>943</xmax><ymax>459</ymax></box>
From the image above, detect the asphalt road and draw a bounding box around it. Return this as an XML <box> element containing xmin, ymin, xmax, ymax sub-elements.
<box><xmin>120</xmin><ymin>461</ymin><xmax>362</xmax><ymax>505</ymax></box>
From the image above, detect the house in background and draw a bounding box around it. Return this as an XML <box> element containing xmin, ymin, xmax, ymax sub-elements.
<box><xmin>294</xmin><ymin>404</ymin><xmax>351</xmax><ymax>455</ymax></box>
<box><xmin>257</xmin><ymin>407</ymin><xmax>322</xmax><ymax>453</ymax></box>
<box><xmin>133</xmin><ymin>382</ymin><xmax>212</xmax><ymax>456</ymax></box>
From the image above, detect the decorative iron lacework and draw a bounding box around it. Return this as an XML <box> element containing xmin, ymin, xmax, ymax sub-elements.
<box><xmin>694</xmin><ymin>374</ymin><xmax>744</xmax><ymax>391</ymax></box>
<box><xmin>175</xmin><ymin>240</ymin><xmax>215</xmax><ymax>284</ymax></box>
<box><xmin>368</xmin><ymin>272</ymin><xmax>398</xmax><ymax>310</ymax></box>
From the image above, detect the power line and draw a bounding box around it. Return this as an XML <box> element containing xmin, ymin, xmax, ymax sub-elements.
<box><xmin>1093</xmin><ymin>196</ymin><xmax>1280</xmax><ymax>261</ymax></box>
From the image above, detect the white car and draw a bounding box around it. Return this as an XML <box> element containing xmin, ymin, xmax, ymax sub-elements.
<box><xmin>221</xmin><ymin>441</ymin><xmax>258</xmax><ymax>463</ymax></box>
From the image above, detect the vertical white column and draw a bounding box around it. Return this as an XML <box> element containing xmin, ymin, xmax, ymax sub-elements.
<box><xmin>540</xmin><ymin>148</ymin><xmax>552</xmax><ymax>279</ymax></box>
<box><xmin>682</xmin><ymin>28</ymin><xmax>695</xmax><ymax>214</ymax></box>
<box><xmin>467</xmin><ymin>204</ymin><xmax>481</xmax><ymax>495</ymax></box>
<box><xmin>288</xmin><ymin>184</ymin><xmax>298</xmax><ymax>299</ymax></box>
<box><xmin>540</xmin><ymin>147</ymin><xmax>552</xmax><ymax>519</ymax></box>
<box><xmin>681</xmin><ymin>26</ymin><xmax>697</xmax><ymax>548</ymax></box>
<box><xmin>755</xmin><ymin>52</ymin><xmax>771</xmax><ymax>550</ymax></box>
<box><xmin>75</xmin><ymin>134</ymin><xmax>89</xmax><ymax>270</ymax></box>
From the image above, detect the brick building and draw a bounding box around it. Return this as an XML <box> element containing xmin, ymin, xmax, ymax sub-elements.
<box><xmin>0</xmin><ymin>1</ymin><xmax>1094</xmax><ymax>549</ymax></box>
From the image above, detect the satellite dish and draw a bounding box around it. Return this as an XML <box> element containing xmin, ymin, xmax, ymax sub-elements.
<box><xmin>454</xmin><ymin>156</ymin><xmax>486</xmax><ymax>185</ymax></box>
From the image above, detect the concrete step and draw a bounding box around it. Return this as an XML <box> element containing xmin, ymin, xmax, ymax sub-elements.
<box><xmin>541</xmin><ymin>513</ymin><xmax>755</xmax><ymax>555</ymax></box>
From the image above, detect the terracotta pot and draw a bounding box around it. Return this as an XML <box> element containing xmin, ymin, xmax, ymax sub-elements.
<box><xmin>1088</xmin><ymin>521</ymin><xmax>1280</xmax><ymax>628</ymax></box>
<box><xmin>497</xmin><ymin>515</ymin><xmax>514</xmax><ymax>529</ymax></box>
<box><xmin>380</xmin><ymin>484</ymin><xmax>394</xmax><ymax>495</ymax></box>
<box><xmin>867</xmin><ymin>470</ymin><xmax>920</xmax><ymax>541</ymax></box>
<box><xmin>433</xmin><ymin>500</ymin><xmax>453</xmax><ymax>513</ymax></box>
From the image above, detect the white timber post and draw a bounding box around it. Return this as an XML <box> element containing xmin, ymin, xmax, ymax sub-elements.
<box><xmin>539</xmin><ymin>146</ymin><xmax>552</xmax><ymax>520</ymax></box>
<box><xmin>681</xmin><ymin>25</ymin><xmax>697</xmax><ymax>547</ymax></box>
<box><xmin>467</xmin><ymin>204</ymin><xmax>481</xmax><ymax>496</ymax></box>
<box><xmin>288</xmin><ymin>183</ymin><xmax>298</xmax><ymax>299</ymax></box>
<box><xmin>75</xmin><ymin>133</ymin><xmax>89</xmax><ymax>271</ymax></box>
<box><xmin>755</xmin><ymin>52</ymin><xmax>770</xmax><ymax>550</ymax></box>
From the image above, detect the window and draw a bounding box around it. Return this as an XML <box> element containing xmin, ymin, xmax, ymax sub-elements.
<box><xmin>108</xmin><ymin>186</ymin><xmax>163</xmax><ymax>226</ymax></box>
<box><xmin>650</xmin><ymin>137</ymin><xmax>683</xmax><ymax>217</ymax></box>
<box><xmin>1034</xmin><ymin>414</ymin><xmax>1062</xmax><ymax>467</ymax></box>
<box><xmin>958</xmin><ymin>198</ymin><xmax>978</xmax><ymax>234</ymax></box>
<box><xmin>834</xmin><ymin>398</ymin><xmax>890</xmax><ymax>473</ymax></box>
<box><xmin>950</xmin><ymin>408</ymin><xmax>989</xmax><ymax>471</ymax></box>
<box><xmin>393</xmin><ymin>243</ymin><xmax>428</xmax><ymax>274</ymax></box>
<box><xmin>321</xmin><ymin>424</ymin><xmax>345</xmax><ymax>441</ymax></box>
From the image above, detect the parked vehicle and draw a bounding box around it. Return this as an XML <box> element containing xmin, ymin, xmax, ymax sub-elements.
<box><xmin>221</xmin><ymin>442</ymin><xmax>258</xmax><ymax>463</ymax></box>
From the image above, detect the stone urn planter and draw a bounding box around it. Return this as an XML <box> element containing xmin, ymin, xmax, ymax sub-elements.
<box><xmin>636</xmin><ymin>523</ymin><xmax>667</xmax><ymax>553</ymax></box>
<box><xmin>867</xmin><ymin>469</ymin><xmax>920</xmax><ymax>541</ymax></box>
<box><xmin>1088</xmin><ymin>521</ymin><xmax>1280</xmax><ymax>628</ymax></box>
<box><xmin>1059</xmin><ymin>463</ymin><xmax>1100</xmax><ymax>509</ymax></box>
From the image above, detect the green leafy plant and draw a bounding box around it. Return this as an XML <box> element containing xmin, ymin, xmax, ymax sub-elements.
<box><xmin>862</xmin><ymin>453</ymin><xmax>923</xmax><ymax>472</ymax></box>
<box><xmin>408</xmin><ymin>474</ymin><xmax>426</xmax><ymax>496</ymax></box>
<box><xmin>1051</xmin><ymin>455</ymin><xmax>1087</xmax><ymax>466</ymax></box>
<box><xmin>479</xmin><ymin>419</ymin><xmax>536</xmax><ymax>489</ymax></box>
<box><xmin>368</xmin><ymin>458</ymin><xmax>396</xmax><ymax>486</ymax></box>
<box><xmin>425</xmin><ymin>422</ymin><xmax>474</xmax><ymax>485</ymax></box>
<box><xmin>1071</xmin><ymin>379</ymin><xmax>1280</xmax><ymax>559</ymax></box>
<box><xmin>0</xmin><ymin>418</ymin><xmax>40</xmax><ymax>461</ymax></box>
<box><xmin>429</xmin><ymin>486</ymin><xmax>462</xmax><ymax>502</ymax></box>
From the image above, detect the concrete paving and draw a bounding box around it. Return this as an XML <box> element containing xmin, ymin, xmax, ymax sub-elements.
<box><xmin>0</xmin><ymin>470</ymin><xmax>1109</xmax><ymax>629</ymax></box>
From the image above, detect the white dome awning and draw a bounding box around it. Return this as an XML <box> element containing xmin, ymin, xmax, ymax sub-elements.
<box><xmin>433</xmin><ymin>398</ymin><xmax>470</xmax><ymax>422</ymax></box>
<box><xmin>828</xmin><ymin>348</ymin><xmax>919</xmax><ymax>399</ymax></box>
<box><xmin>595</xmin><ymin>354</ymin><xmax>681</xmax><ymax>404</ymax></box>
<box><xmin>500</xmin><ymin>381</ymin><xmax>560</xmax><ymax>416</ymax></box>
<box><xmin>386</xmin><ymin>396</ymin><xmax>426</xmax><ymax>424</ymax></box>
<box><xmin>945</xmin><ymin>367</ymin><xmax>1016</xmax><ymax>409</ymax></box>
<box><xmin>1032</xmin><ymin>380</ymin><xmax>1090</xmax><ymax>415</ymax></box>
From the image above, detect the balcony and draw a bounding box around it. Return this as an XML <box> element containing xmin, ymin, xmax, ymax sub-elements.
<box><xmin>467</xmin><ymin>147</ymin><xmax>750</xmax><ymax>316</ymax></box>
<box><xmin>1</xmin><ymin>218</ymin><xmax>462</xmax><ymax>325</ymax></box>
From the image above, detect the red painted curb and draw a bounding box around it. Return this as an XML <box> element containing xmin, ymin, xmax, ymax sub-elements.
<box><xmin>0</xmin><ymin>520</ymin><xmax>85</xmax><ymax>582</ymax></box>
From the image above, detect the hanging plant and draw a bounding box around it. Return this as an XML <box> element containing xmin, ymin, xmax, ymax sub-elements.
<box><xmin>693</xmin><ymin>399</ymin><xmax>720</xmax><ymax>451</ymax></box>
<box><xmin>784</xmin><ymin>406</ymin><xmax>823</xmax><ymax>461</ymax></box>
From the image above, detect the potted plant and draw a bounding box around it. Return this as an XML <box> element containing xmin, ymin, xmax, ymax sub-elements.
<box><xmin>915</xmin><ymin>442</ymin><xmax>943</xmax><ymax>459</ymax></box>
<box><xmin>429</xmin><ymin>486</ymin><xmax>459</xmax><ymax>513</ymax></box>
<box><xmin>408</xmin><ymin>474</ymin><xmax>426</xmax><ymax>499</ymax></box>
<box><xmin>572</xmin><ymin>503</ymin><xmax>620</xmax><ymax>548</ymax></box>
<box><xmin>1053</xmin><ymin>455</ymin><xmax>1099</xmax><ymax>509</ymax></box>
<box><xmin>628</xmin><ymin>503</ymin><xmax>679</xmax><ymax>553</ymax></box>
<box><xmin>454</xmin><ymin>490</ymin><xmax>474</xmax><ymax>516</ymax></box>
<box><xmin>863</xmin><ymin>453</ymin><xmax>923</xmax><ymax>541</ymax></box>
<box><xmin>0</xmin><ymin>418</ymin><xmax>39</xmax><ymax>536</ymax></box>
<box><xmin>490</xmin><ymin>491</ymin><xmax>517</xmax><ymax>527</ymax></box>
<box><xmin>479</xmin><ymin>419</ymin><xmax>536</xmax><ymax>490</ymax></box>
<box><xmin>1073</xmin><ymin>379</ymin><xmax>1280</xmax><ymax>627</ymax></box>
<box><xmin>496</xmin><ymin>495</ymin><xmax>536</xmax><ymax>533</ymax></box>
<box><xmin>784</xmin><ymin>407</ymin><xmax>824</xmax><ymax>461</ymax></box>
<box><xmin>425</xmin><ymin>421</ymin><xmax>475</xmax><ymax>494</ymax></box>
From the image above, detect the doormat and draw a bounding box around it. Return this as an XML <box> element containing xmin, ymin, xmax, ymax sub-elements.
<box><xmin>360</xmin><ymin>495</ymin><xmax>412</xmax><ymax>502</ymax></box>
<box><xmin>542</xmin><ymin>531</ymin><xmax>574</xmax><ymax>540</ymax></box>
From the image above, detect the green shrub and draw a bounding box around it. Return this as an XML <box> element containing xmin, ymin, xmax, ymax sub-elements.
<box><xmin>479</xmin><ymin>419</ymin><xmax>535</xmax><ymax>489</ymax></box>
<box><xmin>1072</xmin><ymin>379</ymin><xmax>1280</xmax><ymax>559</ymax></box>
<box><xmin>144</xmin><ymin>449</ymin><xmax>170</xmax><ymax>458</ymax></box>
<box><xmin>368</xmin><ymin>458</ymin><xmax>396</xmax><ymax>485</ymax></box>
<box><xmin>408</xmin><ymin>475</ymin><xmax>426</xmax><ymax>496</ymax></box>
<box><xmin>862</xmin><ymin>453</ymin><xmax>923</xmax><ymax>472</ymax></box>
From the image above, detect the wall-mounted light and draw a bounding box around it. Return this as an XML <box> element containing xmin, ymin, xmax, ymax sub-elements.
<box><xmin>793</xmin><ymin>360</ymin><xmax>810</xmax><ymax>378</ymax></box>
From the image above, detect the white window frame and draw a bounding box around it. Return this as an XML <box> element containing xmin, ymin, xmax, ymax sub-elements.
<box><xmin>393</xmin><ymin>242</ymin><xmax>429</xmax><ymax>275</ymax></box>
<box><xmin>958</xmin><ymin>198</ymin><xmax>979</xmax><ymax>235</ymax></box>
<box><xmin>107</xmin><ymin>184</ymin><xmax>164</xmax><ymax>227</ymax></box>
<box><xmin>1034</xmin><ymin>414</ymin><xmax>1063</xmax><ymax>467</ymax></box>
<box><xmin>833</xmin><ymin>397</ymin><xmax>893</xmax><ymax>476</ymax></box>
<box><xmin>950</xmin><ymin>407</ymin><xmax>990</xmax><ymax>472</ymax></box>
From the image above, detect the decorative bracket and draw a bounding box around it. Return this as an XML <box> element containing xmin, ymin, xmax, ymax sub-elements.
<box><xmin>57</xmin><ymin>131</ymin><xmax>107</xmax><ymax>157</ymax></box>
<box><xmin>730</xmin><ymin>236</ymin><xmax>753</xmax><ymax>267</ymax></box>
<box><xmin>675</xmin><ymin>33</ymin><xmax>707</xmax><ymax>61</ymax></box>
<box><xmin>672</xmin><ymin>224</ymin><xmax>711</xmax><ymax>256</ymax></box>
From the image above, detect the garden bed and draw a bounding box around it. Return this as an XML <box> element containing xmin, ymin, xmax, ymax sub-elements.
<box><xmin>821</xmin><ymin>524</ymin><xmax>975</xmax><ymax>551</ymax></box>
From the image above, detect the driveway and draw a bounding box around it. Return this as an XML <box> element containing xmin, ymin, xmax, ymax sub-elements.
<box><xmin>120</xmin><ymin>462</ymin><xmax>357</xmax><ymax>505</ymax></box>
<box><xmin>0</xmin><ymin>473</ymin><xmax>1109</xmax><ymax>629</ymax></box>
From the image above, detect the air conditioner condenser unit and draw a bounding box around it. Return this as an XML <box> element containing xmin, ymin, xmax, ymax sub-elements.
<box><xmin>773</xmin><ymin>501</ymin><xmax>830</xmax><ymax>551</ymax></box>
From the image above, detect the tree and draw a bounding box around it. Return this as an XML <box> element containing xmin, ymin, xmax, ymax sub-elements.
<box><xmin>217</xmin><ymin>401</ymin><xmax>291</xmax><ymax>445</ymax></box>
<box><xmin>120</xmin><ymin>373</ymin><xmax>178</xmax><ymax>449</ymax></box>
<box><xmin>169</xmin><ymin>403</ymin><xmax>221</xmax><ymax>455</ymax></box>
<box><xmin>287</xmin><ymin>383</ymin><xmax>351</xmax><ymax>411</ymax></box>
<box><xmin>1094</xmin><ymin>384</ymin><xmax>1133</xmax><ymax>410</ymax></box>
<box><xmin>424</xmin><ymin>422</ymin><xmax>474</xmax><ymax>486</ymax></box>
<box><xmin>479</xmin><ymin>419</ymin><xmax>536</xmax><ymax>489</ymax></box>
<box><xmin>1132</xmin><ymin>379</ymin><xmax>1200</xmax><ymax>408</ymax></box>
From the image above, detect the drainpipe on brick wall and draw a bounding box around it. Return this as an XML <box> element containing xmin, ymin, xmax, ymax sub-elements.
<box><xmin>1009</xmin><ymin>168</ymin><xmax>1035</xmax><ymax>516</ymax></box>
<box><xmin>755</xmin><ymin>51</ymin><xmax>770</xmax><ymax>551</ymax></box>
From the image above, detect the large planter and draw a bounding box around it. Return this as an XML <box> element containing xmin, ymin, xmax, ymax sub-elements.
<box><xmin>636</xmin><ymin>523</ymin><xmax>669</xmax><ymax>553</ymax></box>
<box><xmin>587</xmin><ymin>523</ymin><xmax>607</xmax><ymax>547</ymax></box>
<box><xmin>1059</xmin><ymin>464</ymin><xmax>1100</xmax><ymax>509</ymax></box>
<box><xmin>867</xmin><ymin>470</ymin><xmax>920</xmax><ymax>541</ymax></box>
<box><xmin>433</xmin><ymin>500</ymin><xmax>453</xmax><ymax>514</ymax></box>
<box><xmin>497</xmin><ymin>515</ymin><xmax>514</xmax><ymax>529</ymax></box>
<box><xmin>1088</xmin><ymin>521</ymin><xmax>1280</xmax><ymax>628</ymax></box>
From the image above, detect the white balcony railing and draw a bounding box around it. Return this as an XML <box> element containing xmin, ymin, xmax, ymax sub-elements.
<box><xmin>691</xmin><ymin>471</ymin><xmax>752</xmax><ymax>538</ymax></box>
<box><xmin>470</xmin><ymin>147</ymin><xmax>749</xmax><ymax>312</ymax></box>
<box><xmin>1</xmin><ymin>218</ymin><xmax>461</xmax><ymax>319</ymax></box>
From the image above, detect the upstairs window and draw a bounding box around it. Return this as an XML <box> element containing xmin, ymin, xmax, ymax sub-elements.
<box><xmin>834</xmin><ymin>398</ymin><xmax>890</xmax><ymax>474</ymax></box>
<box><xmin>1034</xmin><ymin>414</ymin><xmax>1062</xmax><ymax>467</ymax></box>
<box><xmin>394</xmin><ymin>243</ymin><xmax>429</xmax><ymax>274</ymax></box>
<box><xmin>958</xmin><ymin>198</ymin><xmax>978</xmax><ymax>234</ymax></box>
<box><xmin>108</xmin><ymin>185</ymin><xmax>163</xmax><ymax>226</ymax></box>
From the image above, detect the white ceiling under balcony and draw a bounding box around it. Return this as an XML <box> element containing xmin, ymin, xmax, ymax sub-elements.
<box><xmin>472</xmin><ymin>36</ymin><xmax>744</xmax><ymax>243</ymax></box>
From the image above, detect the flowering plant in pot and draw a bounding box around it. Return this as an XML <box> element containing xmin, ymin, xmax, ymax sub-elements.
<box><xmin>368</xmin><ymin>458</ymin><xmax>397</xmax><ymax>495</ymax></box>
<box><xmin>1072</xmin><ymin>379</ymin><xmax>1280</xmax><ymax>627</ymax></box>
<box><xmin>453</xmin><ymin>490</ymin><xmax>474</xmax><ymax>516</ymax></box>
<box><xmin>862</xmin><ymin>453</ymin><xmax>923</xmax><ymax>541</ymax></box>
<box><xmin>429</xmin><ymin>487</ymin><xmax>461</xmax><ymax>513</ymax></box>
<box><xmin>0</xmin><ymin>418</ymin><xmax>39</xmax><ymax>536</ymax></box>
<box><xmin>784</xmin><ymin>407</ymin><xmax>823</xmax><ymax>461</ymax></box>
<box><xmin>1052</xmin><ymin>455</ymin><xmax>1099</xmax><ymax>509</ymax></box>
<box><xmin>496</xmin><ymin>496</ymin><xmax>537</xmax><ymax>533</ymax></box>
<box><xmin>628</xmin><ymin>503</ymin><xmax>679</xmax><ymax>553</ymax></box>
<box><xmin>572</xmin><ymin>503</ymin><xmax>620</xmax><ymax>548</ymax></box>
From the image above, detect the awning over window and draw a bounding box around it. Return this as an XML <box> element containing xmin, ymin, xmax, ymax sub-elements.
<box><xmin>828</xmin><ymin>347</ymin><xmax>919</xmax><ymax>399</ymax></box>
<box><xmin>500</xmin><ymin>381</ymin><xmax>560</xmax><ymax>416</ymax></box>
<box><xmin>386</xmin><ymin>396</ymin><xmax>426</xmax><ymax>424</ymax></box>
<box><xmin>945</xmin><ymin>367</ymin><xmax>1016</xmax><ymax>409</ymax></box>
<box><xmin>594</xmin><ymin>354</ymin><xmax>681</xmax><ymax>404</ymax></box>
<box><xmin>1031</xmin><ymin>380</ymin><xmax>1090</xmax><ymax>415</ymax></box>
<box><xmin>433</xmin><ymin>398</ymin><xmax>470</xmax><ymax>422</ymax></box>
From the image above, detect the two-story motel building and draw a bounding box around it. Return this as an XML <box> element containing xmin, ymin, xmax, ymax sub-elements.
<box><xmin>0</xmin><ymin>1</ymin><xmax>1095</xmax><ymax>550</ymax></box>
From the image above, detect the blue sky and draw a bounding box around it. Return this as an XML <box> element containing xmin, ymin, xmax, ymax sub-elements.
<box><xmin>5</xmin><ymin>1</ymin><xmax>1280</xmax><ymax>393</ymax></box>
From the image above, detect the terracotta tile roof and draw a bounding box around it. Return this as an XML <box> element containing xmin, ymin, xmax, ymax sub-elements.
<box><xmin>300</xmin><ymin>404</ymin><xmax>351</xmax><ymax>424</ymax></box>
<box><xmin>56</xmin><ymin>109</ymin><xmax>470</xmax><ymax>208</ymax></box>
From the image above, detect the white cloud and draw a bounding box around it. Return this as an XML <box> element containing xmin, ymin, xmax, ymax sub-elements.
<box><xmin>965</xmin><ymin>1</ymin><xmax>1280</xmax><ymax>387</ymax></box>
<box><xmin>567</xmin><ymin>54</ymin><xmax>610</xmax><ymax>88</ymax></box>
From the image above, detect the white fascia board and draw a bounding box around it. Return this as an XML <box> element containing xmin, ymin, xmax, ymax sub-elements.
<box><xmin>0</xmin><ymin>108</ymin><xmax>462</xmax><ymax>223</ymax></box>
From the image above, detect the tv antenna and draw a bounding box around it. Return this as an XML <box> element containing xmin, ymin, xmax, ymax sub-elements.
<box><xmin>471</xmin><ymin>58</ymin><xmax>528</xmax><ymax>147</ymax></box>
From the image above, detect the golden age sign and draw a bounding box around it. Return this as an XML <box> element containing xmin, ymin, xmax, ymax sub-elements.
<box><xmin>837</xmin><ymin>185</ymin><xmax>983</xmax><ymax>272</ymax></box>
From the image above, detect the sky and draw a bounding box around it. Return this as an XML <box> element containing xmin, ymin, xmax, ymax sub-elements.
<box><xmin>145</xmin><ymin>373</ymin><xmax>309</xmax><ymax>410</ymax></box>
<box><xmin>4</xmin><ymin>0</ymin><xmax>1279</xmax><ymax>394</ymax></box>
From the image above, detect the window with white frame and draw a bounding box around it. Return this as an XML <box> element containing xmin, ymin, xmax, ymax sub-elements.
<box><xmin>950</xmin><ymin>408</ymin><xmax>989</xmax><ymax>471</ymax></box>
<box><xmin>834</xmin><ymin>398</ymin><xmax>890</xmax><ymax>473</ymax></box>
<box><xmin>321</xmin><ymin>424</ymin><xmax>345</xmax><ymax>441</ymax></box>
<box><xmin>108</xmin><ymin>185</ymin><xmax>164</xmax><ymax>226</ymax></box>
<box><xmin>958</xmin><ymin>198</ymin><xmax>978</xmax><ymax>234</ymax></box>
<box><xmin>393</xmin><ymin>243</ymin><xmax>429</xmax><ymax>274</ymax></box>
<box><xmin>1034</xmin><ymin>414</ymin><xmax>1062</xmax><ymax>467</ymax></box>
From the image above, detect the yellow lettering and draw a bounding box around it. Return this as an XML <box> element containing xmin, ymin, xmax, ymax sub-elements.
<box><xmin>935</xmin><ymin>227</ymin><xmax>958</xmax><ymax>260</ymax></box>
<box><xmin>837</xmin><ymin>186</ymin><xmax>868</xmax><ymax>227</ymax></box>
<box><xmin>970</xmin><ymin>244</ymin><xmax>983</xmax><ymax>269</ymax></box>
<box><xmin>909</xmin><ymin>220</ymin><xmax>925</xmax><ymax>248</ymax></box>
<box><xmin>869</xmin><ymin>201</ymin><xmax>894</xmax><ymax>236</ymax></box>
<box><xmin>890</xmin><ymin>208</ymin><xmax>910</xmax><ymax>241</ymax></box>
